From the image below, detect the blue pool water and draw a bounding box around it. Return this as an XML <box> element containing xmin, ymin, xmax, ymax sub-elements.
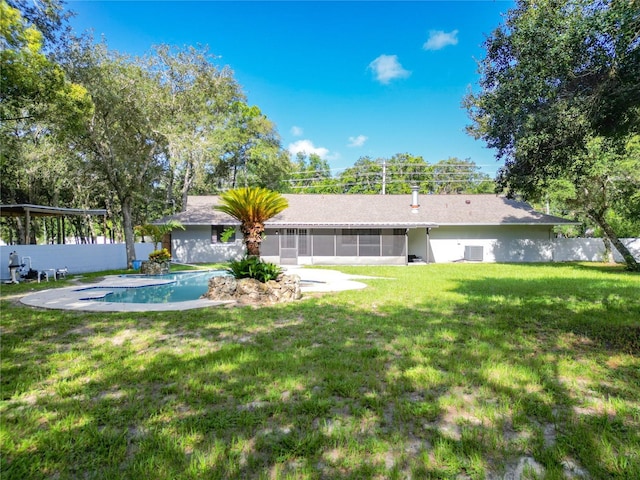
<box><xmin>95</xmin><ymin>270</ymin><xmax>228</xmax><ymax>303</ymax></box>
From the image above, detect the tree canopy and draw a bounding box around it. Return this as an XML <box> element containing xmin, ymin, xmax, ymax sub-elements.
<box><xmin>288</xmin><ymin>154</ymin><xmax>495</xmax><ymax>195</ymax></box>
<box><xmin>0</xmin><ymin>0</ymin><xmax>89</xmax><ymax>128</ymax></box>
<box><xmin>465</xmin><ymin>0</ymin><xmax>640</xmax><ymax>270</ymax></box>
<box><xmin>1</xmin><ymin>0</ymin><xmax>94</xmax><ymax>243</ymax></box>
<box><xmin>146</xmin><ymin>45</ymin><xmax>244</xmax><ymax>211</ymax></box>
<box><xmin>63</xmin><ymin>41</ymin><xmax>169</xmax><ymax>266</ymax></box>
<box><xmin>1</xmin><ymin>0</ymin><xmax>292</xmax><ymax>256</ymax></box>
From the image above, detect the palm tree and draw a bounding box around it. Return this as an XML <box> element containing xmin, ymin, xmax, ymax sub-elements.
<box><xmin>214</xmin><ymin>187</ymin><xmax>288</xmax><ymax>257</ymax></box>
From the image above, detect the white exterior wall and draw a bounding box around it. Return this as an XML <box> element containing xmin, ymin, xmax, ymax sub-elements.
<box><xmin>429</xmin><ymin>225</ymin><xmax>554</xmax><ymax>263</ymax></box>
<box><xmin>171</xmin><ymin>225</ymin><xmax>244</xmax><ymax>264</ymax></box>
<box><xmin>0</xmin><ymin>243</ymin><xmax>155</xmax><ymax>281</ymax></box>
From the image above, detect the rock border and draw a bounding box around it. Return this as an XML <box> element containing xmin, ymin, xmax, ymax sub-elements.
<box><xmin>140</xmin><ymin>261</ymin><xmax>170</xmax><ymax>275</ymax></box>
<box><xmin>202</xmin><ymin>274</ymin><xmax>302</xmax><ymax>305</ymax></box>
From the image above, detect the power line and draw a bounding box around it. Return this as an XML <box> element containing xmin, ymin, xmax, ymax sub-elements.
<box><xmin>288</xmin><ymin>171</ymin><xmax>494</xmax><ymax>184</ymax></box>
<box><xmin>288</xmin><ymin>163</ymin><xmax>497</xmax><ymax>176</ymax></box>
<box><xmin>289</xmin><ymin>178</ymin><xmax>494</xmax><ymax>190</ymax></box>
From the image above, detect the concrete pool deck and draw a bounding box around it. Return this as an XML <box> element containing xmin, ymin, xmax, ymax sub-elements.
<box><xmin>19</xmin><ymin>267</ymin><xmax>373</xmax><ymax>312</ymax></box>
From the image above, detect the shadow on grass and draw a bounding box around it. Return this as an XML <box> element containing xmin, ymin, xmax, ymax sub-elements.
<box><xmin>568</xmin><ymin>261</ymin><xmax>640</xmax><ymax>276</ymax></box>
<box><xmin>449</xmin><ymin>272</ymin><xmax>639</xmax><ymax>477</ymax></box>
<box><xmin>1</xmin><ymin>263</ymin><xmax>639</xmax><ymax>478</ymax></box>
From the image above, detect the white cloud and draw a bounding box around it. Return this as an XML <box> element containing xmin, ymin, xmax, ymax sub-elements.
<box><xmin>290</xmin><ymin>125</ymin><xmax>303</xmax><ymax>136</ymax></box>
<box><xmin>423</xmin><ymin>30</ymin><xmax>459</xmax><ymax>51</ymax></box>
<box><xmin>288</xmin><ymin>139</ymin><xmax>330</xmax><ymax>159</ymax></box>
<box><xmin>368</xmin><ymin>54</ymin><xmax>411</xmax><ymax>84</ymax></box>
<box><xmin>347</xmin><ymin>135</ymin><xmax>368</xmax><ymax>147</ymax></box>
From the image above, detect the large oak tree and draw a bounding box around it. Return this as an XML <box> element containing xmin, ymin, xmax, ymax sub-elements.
<box><xmin>64</xmin><ymin>41</ymin><xmax>168</xmax><ymax>266</ymax></box>
<box><xmin>146</xmin><ymin>45</ymin><xmax>243</xmax><ymax>212</ymax></box>
<box><xmin>465</xmin><ymin>0</ymin><xmax>640</xmax><ymax>270</ymax></box>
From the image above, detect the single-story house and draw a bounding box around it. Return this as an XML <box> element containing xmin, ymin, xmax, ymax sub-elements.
<box><xmin>158</xmin><ymin>191</ymin><xmax>578</xmax><ymax>265</ymax></box>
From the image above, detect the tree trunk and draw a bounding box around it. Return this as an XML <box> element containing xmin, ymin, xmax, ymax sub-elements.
<box><xmin>121</xmin><ymin>196</ymin><xmax>137</xmax><ymax>269</ymax></box>
<box><xmin>165</xmin><ymin>168</ymin><xmax>175</xmax><ymax>213</ymax></box>
<box><xmin>589</xmin><ymin>210</ymin><xmax>640</xmax><ymax>271</ymax></box>
<box><xmin>245</xmin><ymin>240</ymin><xmax>260</xmax><ymax>257</ymax></box>
<box><xmin>180</xmin><ymin>158</ymin><xmax>193</xmax><ymax>212</ymax></box>
<box><xmin>602</xmin><ymin>236</ymin><xmax>614</xmax><ymax>263</ymax></box>
<box><xmin>244</xmin><ymin>230</ymin><xmax>261</xmax><ymax>257</ymax></box>
<box><xmin>16</xmin><ymin>218</ymin><xmax>25</xmax><ymax>245</ymax></box>
<box><xmin>243</xmin><ymin>222</ymin><xmax>263</xmax><ymax>257</ymax></box>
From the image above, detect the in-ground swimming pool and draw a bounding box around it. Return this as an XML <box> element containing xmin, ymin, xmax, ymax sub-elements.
<box><xmin>83</xmin><ymin>270</ymin><xmax>228</xmax><ymax>303</ymax></box>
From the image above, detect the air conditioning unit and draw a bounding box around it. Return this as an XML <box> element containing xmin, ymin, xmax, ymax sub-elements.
<box><xmin>464</xmin><ymin>245</ymin><xmax>484</xmax><ymax>262</ymax></box>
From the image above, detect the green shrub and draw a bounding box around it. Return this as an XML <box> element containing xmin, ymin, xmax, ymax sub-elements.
<box><xmin>226</xmin><ymin>256</ymin><xmax>283</xmax><ymax>283</ymax></box>
<box><xmin>148</xmin><ymin>248</ymin><xmax>171</xmax><ymax>263</ymax></box>
<box><xmin>220</xmin><ymin>226</ymin><xmax>237</xmax><ymax>243</ymax></box>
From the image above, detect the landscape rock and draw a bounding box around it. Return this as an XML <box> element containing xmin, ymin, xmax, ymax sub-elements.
<box><xmin>140</xmin><ymin>261</ymin><xmax>170</xmax><ymax>275</ymax></box>
<box><xmin>202</xmin><ymin>274</ymin><xmax>301</xmax><ymax>305</ymax></box>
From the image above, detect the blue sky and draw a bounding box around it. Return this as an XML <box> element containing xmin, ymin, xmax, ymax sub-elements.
<box><xmin>66</xmin><ymin>1</ymin><xmax>514</xmax><ymax>177</ymax></box>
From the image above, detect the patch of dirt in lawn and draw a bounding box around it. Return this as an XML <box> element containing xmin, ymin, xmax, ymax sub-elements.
<box><xmin>95</xmin><ymin>386</ymin><xmax>128</xmax><ymax>401</ymax></box>
<box><xmin>422</xmin><ymin>386</ymin><xmax>485</xmax><ymax>441</ymax></box>
<box><xmin>67</xmin><ymin>325</ymin><xmax>95</xmax><ymax>336</ymax></box>
<box><xmin>2</xmin><ymin>291</ymin><xmax>28</xmax><ymax>305</ymax></box>
<box><xmin>559</xmin><ymin>375</ymin><xmax>618</xmax><ymax>418</ymax></box>
<box><xmin>110</xmin><ymin>328</ymin><xmax>137</xmax><ymax>346</ymax></box>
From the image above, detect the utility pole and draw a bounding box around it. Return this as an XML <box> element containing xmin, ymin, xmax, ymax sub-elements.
<box><xmin>381</xmin><ymin>159</ymin><xmax>386</xmax><ymax>195</ymax></box>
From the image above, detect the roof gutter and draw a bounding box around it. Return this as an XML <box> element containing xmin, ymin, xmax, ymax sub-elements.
<box><xmin>436</xmin><ymin>221</ymin><xmax>580</xmax><ymax>226</ymax></box>
<box><xmin>266</xmin><ymin>222</ymin><xmax>439</xmax><ymax>229</ymax></box>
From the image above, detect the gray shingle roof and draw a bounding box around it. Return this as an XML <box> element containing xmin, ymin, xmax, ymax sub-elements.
<box><xmin>158</xmin><ymin>194</ymin><xmax>576</xmax><ymax>227</ymax></box>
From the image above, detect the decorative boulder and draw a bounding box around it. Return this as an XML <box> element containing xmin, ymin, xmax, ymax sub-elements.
<box><xmin>140</xmin><ymin>261</ymin><xmax>170</xmax><ymax>275</ymax></box>
<box><xmin>203</xmin><ymin>274</ymin><xmax>301</xmax><ymax>305</ymax></box>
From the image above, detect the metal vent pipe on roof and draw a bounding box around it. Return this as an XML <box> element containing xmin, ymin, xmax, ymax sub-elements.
<box><xmin>411</xmin><ymin>185</ymin><xmax>420</xmax><ymax>213</ymax></box>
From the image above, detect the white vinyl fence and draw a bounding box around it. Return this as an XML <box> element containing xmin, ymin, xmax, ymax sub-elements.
<box><xmin>552</xmin><ymin>238</ymin><xmax>640</xmax><ymax>262</ymax></box>
<box><xmin>0</xmin><ymin>243</ymin><xmax>155</xmax><ymax>282</ymax></box>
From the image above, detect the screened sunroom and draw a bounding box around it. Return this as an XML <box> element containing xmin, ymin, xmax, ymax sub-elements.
<box><xmin>260</xmin><ymin>227</ymin><xmax>415</xmax><ymax>265</ymax></box>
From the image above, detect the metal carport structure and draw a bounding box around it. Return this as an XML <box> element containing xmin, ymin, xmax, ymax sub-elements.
<box><xmin>0</xmin><ymin>204</ymin><xmax>107</xmax><ymax>245</ymax></box>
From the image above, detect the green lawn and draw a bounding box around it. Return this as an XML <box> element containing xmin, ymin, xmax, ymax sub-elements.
<box><xmin>1</xmin><ymin>263</ymin><xmax>638</xmax><ymax>479</ymax></box>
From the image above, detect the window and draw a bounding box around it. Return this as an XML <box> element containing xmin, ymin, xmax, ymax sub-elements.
<box><xmin>211</xmin><ymin>225</ymin><xmax>236</xmax><ymax>244</ymax></box>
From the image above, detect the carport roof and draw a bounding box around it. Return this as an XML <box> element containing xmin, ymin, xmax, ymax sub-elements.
<box><xmin>0</xmin><ymin>204</ymin><xmax>107</xmax><ymax>217</ymax></box>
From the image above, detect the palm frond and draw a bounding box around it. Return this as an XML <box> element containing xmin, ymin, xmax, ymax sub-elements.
<box><xmin>214</xmin><ymin>187</ymin><xmax>288</xmax><ymax>223</ymax></box>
